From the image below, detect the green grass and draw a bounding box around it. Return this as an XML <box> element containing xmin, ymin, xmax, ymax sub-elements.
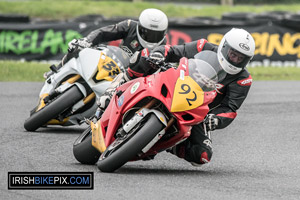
<box><xmin>1</xmin><ymin>61</ymin><xmax>300</xmax><ymax>82</ymax></box>
<box><xmin>0</xmin><ymin>61</ymin><xmax>49</xmax><ymax>82</ymax></box>
<box><xmin>248</xmin><ymin>67</ymin><xmax>300</xmax><ymax>80</ymax></box>
<box><xmin>0</xmin><ymin>1</ymin><xmax>300</xmax><ymax>20</ymax></box>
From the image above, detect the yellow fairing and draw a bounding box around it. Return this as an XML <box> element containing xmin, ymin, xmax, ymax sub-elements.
<box><xmin>96</xmin><ymin>52</ymin><xmax>121</xmax><ymax>81</ymax></box>
<box><xmin>36</xmin><ymin>93</ymin><xmax>49</xmax><ymax>112</ymax></box>
<box><xmin>171</xmin><ymin>76</ymin><xmax>204</xmax><ymax>112</ymax></box>
<box><xmin>91</xmin><ymin>121</ymin><xmax>107</xmax><ymax>153</ymax></box>
<box><xmin>62</xmin><ymin>74</ymin><xmax>80</xmax><ymax>85</ymax></box>
<box><xmin>47</xmin><ymin>118</ymin><xmax>69</xmax><ymax>125</ymax></box>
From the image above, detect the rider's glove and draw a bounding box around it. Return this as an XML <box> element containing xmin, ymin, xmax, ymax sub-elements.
<box><xmin>204</xmin><ymin>114</ymin><xmax>219</xmax><ymax>131</ymax></box>
<box><xmin>68</xmin><ymin>38</ymin><xmax>92</xmax><ymax>53</ymax></box>
<box><xmin>148</xmin><ymin>52</ymin><xmax>165</xmax><ymax>70</ymax></box>
<box><xmin>97</xmin><ymin>73</ymin><xmax>127</xmax><ymax>111</ymax></box>
<box><xmin>149</xmin><ymin>52</ymin><xmax>165</xmax><ymax>64</ymax></box>
<box><xmin>97</xmin><ymin>91</ymin><xmax>113</xmax><ymax>111</ymax></box>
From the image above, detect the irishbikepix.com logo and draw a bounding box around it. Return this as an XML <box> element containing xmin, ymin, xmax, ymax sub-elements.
<box><xmin>8</xmin><ymin>172</ymin><xmax>93</xmax><ymax>190</ymax></box>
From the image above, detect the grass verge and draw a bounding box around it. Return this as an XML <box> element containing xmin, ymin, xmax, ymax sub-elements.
<box><xmin>0</xmin><ymin>61</ymin><xmax>49</xmax><ymax>82</ymax></box>
<box><xmin>1</xmin><ymin>60</ymin><xmax>300</xmax><ymax>82</ymax></box>
<box><xmin>0</xmin><ymin>1</ymin><xmax>300</xmax><ymax>20</ymax></box>
<box><xmin>248</xmin><ymin>67</ymin><xmax>300</xmax><ymax>80</ymax></box>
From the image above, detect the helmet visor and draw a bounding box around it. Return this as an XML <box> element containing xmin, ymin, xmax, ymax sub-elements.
<box><xmin>221</xmin><ymin>41</ymin><xmax>252</xmax><ymax>68</ymax></box>
<box><xmin>138</xmin><ymin>24</ymin><xmax>166</xmax><ymax>43</ymax></box>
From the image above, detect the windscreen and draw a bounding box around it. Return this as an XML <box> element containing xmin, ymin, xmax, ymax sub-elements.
<box><xmin>189</xmin><ymin>51</ymin><xmax>226</xmax><ymax>91</ymax></box>
<box><xmin>102</xmin><ymin>46</ymin><xmax>131</xmax><ymax>71</ymax></box>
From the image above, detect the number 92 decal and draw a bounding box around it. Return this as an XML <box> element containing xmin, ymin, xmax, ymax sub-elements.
<box><xmin>171</xmin><ymin>76</ymin><xmax>204</xmax><ymax>112</ymax></box>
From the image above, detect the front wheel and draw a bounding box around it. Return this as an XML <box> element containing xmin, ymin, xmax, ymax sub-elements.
<box><xmin>73</xmin><ymin>127</ymin><xmax>101</xmax><ymax>165</ymax></box>
<box><xmin>24</xmin><ymin>86</ymin><xmax>83</xmax><ymax>131</ymax></box>
<box><xmin>97</xmin><ymin>113</ymin><xmax>164</xmax><ymax>173</ymax></box>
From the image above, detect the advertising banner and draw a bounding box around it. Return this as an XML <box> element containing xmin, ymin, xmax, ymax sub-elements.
<box><xmin>0</xmin><ymin>17</ymin><xmax>299</xmax><ymax>67</ymax></box>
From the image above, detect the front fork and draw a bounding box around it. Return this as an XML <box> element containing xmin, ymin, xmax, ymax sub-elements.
<box><xmin>37</xmin><ymin>74</ymin><xmax>97</xmax><ymax>125</ymax></box>
<box><xmin>91</xmin><ymin>98</ymin><xmax>176</xmax><ymax>153</ymax></box>
<box><xmin>37</xmin><ymin>74</ymin><xmax>82</xmax><ymax>112</ymax></box>
<box><xmin>141</xmin><ymin>99</ymin><xmax>176</xmax><ymax>132</ymax></box>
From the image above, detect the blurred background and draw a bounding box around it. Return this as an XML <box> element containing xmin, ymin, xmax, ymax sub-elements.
<box><xmin>1</xmin><ymin>0</ymin><xmax>300</xmax><ymax>81</ymax></box>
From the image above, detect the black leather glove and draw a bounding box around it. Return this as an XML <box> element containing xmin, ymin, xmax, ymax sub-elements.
<box><xmin>204</xmin><ymin>114</ymin><xmax>219</xmax><ymax>131</ymax></box>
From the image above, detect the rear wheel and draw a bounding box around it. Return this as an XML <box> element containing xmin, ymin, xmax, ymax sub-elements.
<box><xmin>73</xmin><ymin>127</ymin><xmax>101</xmax><ymax>165</ymax></box>
<box><xmin>97</xmin><ymin>113</ymin><xmax>164</xmax><ymax>173</ymax></box>
<box><xmin>24</xmin><ymin>86</ymin><xmax>83</xmax><ymax>131</ymax></box>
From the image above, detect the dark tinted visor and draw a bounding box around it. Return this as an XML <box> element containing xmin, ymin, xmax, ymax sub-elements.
<box><xmin>138</xmin><ymin>24</ymin><xmax>166</xmax><ymax>43</ymax></box>
<box><xmin>221</xmin><ymin>41</ymin><xmax>251</xmax><ymax>68</ymax></box>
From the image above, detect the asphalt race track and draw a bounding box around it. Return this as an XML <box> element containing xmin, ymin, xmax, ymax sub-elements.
<box><xmin>1</xmin><ymin>81</ymin><xmax>300</xmax><ymax>200</ymax></box>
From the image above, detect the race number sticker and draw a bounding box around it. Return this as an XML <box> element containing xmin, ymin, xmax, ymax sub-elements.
<box><xmin>92</xmin><ymin>52</ymin><xmax>121</xmax><ymax>83</ymax></box>
<box><xmin>130</xmin><ymin>82</ymin><xmax>140</xmax><ymax>94</ymax></box>
<box><xmin>171</xmin><ymin>76</ymin><xmax>204</xmax><ymax>112</ymax></box>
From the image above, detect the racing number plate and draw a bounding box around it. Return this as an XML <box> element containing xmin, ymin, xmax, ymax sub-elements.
<box><xmin>92</xmin><ymin>52</ymin><xmax>121</xmax><ymax>82</ymax></box>
<box><xmin>171</xmin><ymin>76</ymin><xmax>204</xmax><ymax>112</ymax></box>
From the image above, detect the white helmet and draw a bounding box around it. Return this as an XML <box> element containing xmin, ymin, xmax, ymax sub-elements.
<box><xmin>136</xmin><ymin>8</ymin><xmax>168</xmax><ymax>50</ymax></box>
<box><xmin>217</xmin><ymin>28</ymin><xmax>255</xmax><ymax>75</ymax></box>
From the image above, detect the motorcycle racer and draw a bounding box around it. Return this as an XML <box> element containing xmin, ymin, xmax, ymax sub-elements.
<box><xmin>44</xmin><ymin>8</ymin><xmax>168</xmax><ymax>78</ymax></box>
<box><xmin>98</xmin><ymin>28</ymin><xmax>255</xmax><ymax>166</ymax></box>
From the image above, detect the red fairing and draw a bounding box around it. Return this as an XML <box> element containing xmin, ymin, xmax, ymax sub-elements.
<box><xmin>237</xmin><ymin>75</ymin><xmax>252</xmax><ymax>86</ymax></box>
<box><xmin>98</xmin><ymin>56</ymin><xmax>218</xmax><ymax>153</ymax></box>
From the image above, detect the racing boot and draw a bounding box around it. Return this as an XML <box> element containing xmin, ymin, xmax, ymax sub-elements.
<box><xmin>166</xmin><ymin>141</ymin><xmax>187</xmax><ymax>159</ymax></box>
<box><xmin>167</xmin><ymin>134</ymin><xmax>213</xmax><ymax>166</ymax></box>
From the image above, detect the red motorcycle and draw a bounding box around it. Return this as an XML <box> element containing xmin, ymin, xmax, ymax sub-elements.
<box><xmin>73</xmin><ymin>51</ymin><xmax>225</xmax><ymax>172</ymax></box>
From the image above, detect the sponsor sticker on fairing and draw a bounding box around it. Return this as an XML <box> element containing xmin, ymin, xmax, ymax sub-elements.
<box><xmin>130</xmin><ymin>82</ymin><xmax>140</xmax><ymax>94</ymax></box>
<box><xmin>117</xmin><ymin>95</ymin><xmax>124</xmax><ymax>107</ymax></box>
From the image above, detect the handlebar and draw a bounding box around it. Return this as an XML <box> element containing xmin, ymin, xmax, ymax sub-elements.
<box><xmin>145</xmin><ymin>57</ymin><xmax>175</xmax><ymax>72</ymax></box>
